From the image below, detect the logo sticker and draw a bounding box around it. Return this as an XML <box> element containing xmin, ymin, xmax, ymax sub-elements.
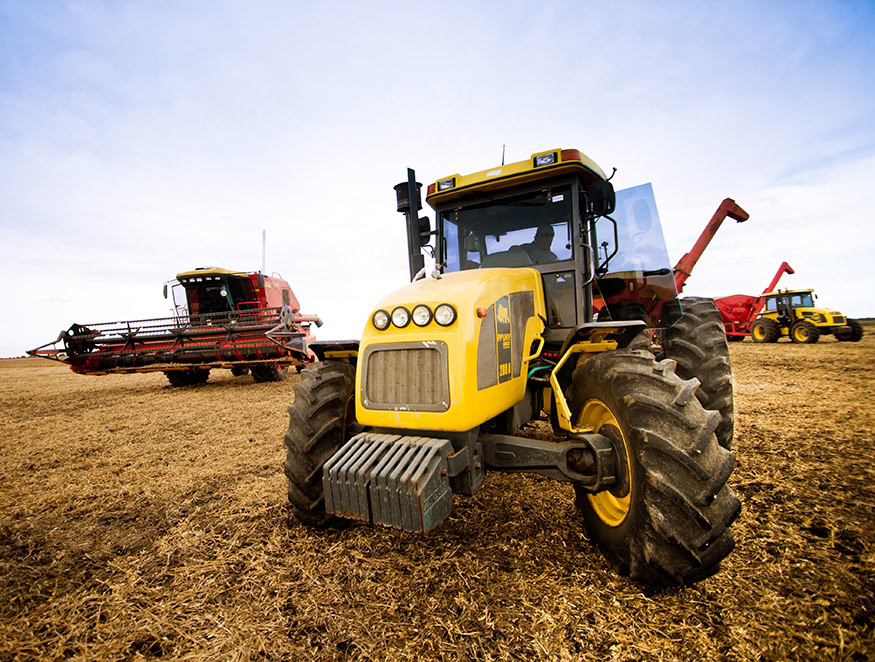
<box><xmin>495</xmin><ymin>295</ymin><xmax>512</xmax><ymax>383</ymax></box>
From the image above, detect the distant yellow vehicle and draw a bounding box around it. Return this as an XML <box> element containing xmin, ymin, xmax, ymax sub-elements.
<box><xmin>751</xmin><ymin>288</ymin><xmax>863</xmax><ymax>343</ymax></box>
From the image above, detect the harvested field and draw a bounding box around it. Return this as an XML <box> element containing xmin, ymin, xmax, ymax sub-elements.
<box><xmin>1</xmin><ymin>326</ymin><xmax>873</xmax><ymax>661</ymax></box>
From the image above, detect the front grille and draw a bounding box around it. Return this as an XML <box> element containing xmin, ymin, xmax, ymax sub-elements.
<box><xmin>832</xmin><ymin>315</ymin><xmax>846</xmax><ymax>325</ymax></box>
<box><xmin>362</xmin><ymin>342</ymin><xmax>449</xmax><ymax>411</ymax></box>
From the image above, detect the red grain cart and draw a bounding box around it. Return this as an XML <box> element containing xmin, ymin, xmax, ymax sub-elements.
<box><xmin>28</xmin><ymin>267</ymin><xmax>322</xmax><ymax>386</ymax></box>
<box><xmin>715</xmin><ymin>262</ymin><xmax>794</xmax><ymax>341</ymax></box>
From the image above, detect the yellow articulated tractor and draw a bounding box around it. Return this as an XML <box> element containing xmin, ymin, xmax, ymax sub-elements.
<box><xmin>751</xmin><ymin>288</ymin><xmax>864</xmax><ymax>344</ymax></box>
<box><xmin>283</xmin><ymin>149</ymin><xmax>739</xmax><ymax>586</ymax></box>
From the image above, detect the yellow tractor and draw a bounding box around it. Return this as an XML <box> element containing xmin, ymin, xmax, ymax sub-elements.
<box><xmin>283</xmin><ymin>149</ymin><xmax>739</xmax><ymax>586</ymax></box>
<box><xmin>751</xmin><ymin>288</ymin><xmax>863</xmax><ymax>344</ymax></box>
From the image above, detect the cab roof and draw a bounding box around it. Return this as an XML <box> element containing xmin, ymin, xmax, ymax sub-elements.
<box><xmin>763</xmin><ymin>288</ymin><xmax>815</xmax><ymax>297</ymax></box>
<box><xmin>426</xmin><ymin>148</ymin><xmax>607</xmax><ymax>207</ymax></box>
<box><xmin>176</xmin><ymin>267</ymin><xmax>250</xmax><ymax>280</ymax></box>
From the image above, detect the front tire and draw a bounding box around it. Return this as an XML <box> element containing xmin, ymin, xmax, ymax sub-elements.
<box><xmin>570</xmin><ymin>350</ymin><xmax>740</xmax><ymax>586</ymax></box>
<box><xmin>751</xmin><ymin>318</ymin><xmax>780</xmax><ymax>343</ymax></box>
<box><xmin>164</xmin><ymin>368</ymin><xmax>210</xmax><ymax>387</ymax></box>
<box><xmin>661</xmin><ymin>297</ymin><xmax>734</xmax><ymax>450</ymax></box>
<box><xmin>252</xmin><ymin>364</ymin><xmax>288</xmax><ymax>382</ymax></box>
<box><xmin>790</xmin><ymin>320</ymin><xmax>820</xmax><ymax>344</ymax></box>
<box><xmin>283</xmin><ymin>361</ymin><xmax>358</xmax><ymax>526</ymax></box>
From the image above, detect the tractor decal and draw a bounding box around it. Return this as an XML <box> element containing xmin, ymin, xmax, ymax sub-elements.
<box><xmin>495</xmin><ymin>296</ymin><xmax>513</xmax><ymax>383</ymax></box>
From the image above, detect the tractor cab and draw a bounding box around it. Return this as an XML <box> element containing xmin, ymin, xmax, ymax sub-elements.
<box><xmin>429</xmin><ymin>148</ymin><xmax>679</xmax><ymax>345</ymax></box>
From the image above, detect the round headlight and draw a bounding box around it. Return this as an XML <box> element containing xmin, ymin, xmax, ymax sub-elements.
<box><xmin>391</xmin><ymin>306</ymin><xmax>410</xmax><ymax>328</ymax></box>
<box><xmin>434</xmin><ymin>304</ymin><xmax>457</xmax><ymax>326</ymax></box>
<box><xmin>412</xmin><ymin>304</ymin><xmax>432</xmax><ymax>327</ymax></box>
<box><xmin>372</xmin><ymin>309</ymin><xmax>390</xmax><ymax>330</ymax></box>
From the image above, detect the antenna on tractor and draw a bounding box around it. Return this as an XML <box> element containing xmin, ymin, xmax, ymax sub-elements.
<box><xmin>262</xmin><ymin>230</ymin><xmax>266</xmax><ymax>273</ymax></box>
<box><xmin>501</xmin><ymin>144</ymin><xmax>505</xmax><ymax>166</ymax></box>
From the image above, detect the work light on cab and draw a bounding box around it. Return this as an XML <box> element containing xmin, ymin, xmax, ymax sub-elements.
<box><xmin>534</xmin><ymin>152</ymin><xmax>557</xmax><ymax>167</ymax></box>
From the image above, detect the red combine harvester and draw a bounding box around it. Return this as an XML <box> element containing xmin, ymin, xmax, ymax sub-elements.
<box><xmin>28</xmin><ymin>267</ymin><xmax>322</xmax><ymax>386</ymax></box>
<box><xmin>715</xmin><ymin>262</ymin><xmax>794</xmax><ymax>341</ymax></box>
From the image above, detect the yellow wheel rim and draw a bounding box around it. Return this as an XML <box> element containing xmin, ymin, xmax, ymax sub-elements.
<box><xmin>753</xmin><ymin>325</ymin><xmax>765</xmax><ymax>340</ymax></box>
<box><xmin>795</xmin><ymin>326</ymin><xmax>808</xmax><ymax>341</ymax></box>
<box><xmin>577</xmin><ymin>399</ymin><xmax>632</xmax><ymax>527</ymax></box>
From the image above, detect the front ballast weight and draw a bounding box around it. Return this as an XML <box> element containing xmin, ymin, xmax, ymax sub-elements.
<box><xmin>323</xmin><ymin>431</ymin><xmax>621</xmax><ymax>534</ymax></box>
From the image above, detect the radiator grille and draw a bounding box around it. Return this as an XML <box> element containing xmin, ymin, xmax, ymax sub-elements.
<box><xmin>832</xmin><ymin>315</ymin><xmax>846</xmax><ymax>325</ymax></box>
<box><xmin>362</xmin><ymin>342</ymin><xmax>449</xmax><ymax>411</ymax></box>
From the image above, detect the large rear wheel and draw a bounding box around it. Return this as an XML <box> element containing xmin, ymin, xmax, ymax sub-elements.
<box><xmin>283</xmin><ymin>361</ymin><xmax>358</xmax><ymax>526</ymax></box>
<box><xmin>661</xmin><ymin>297</ymin><xmax>734</xmax><ymax>450</ymax></box>
<box><xmin>570</xmin><ymin>350</ymin><xmax>740</xmax><ymax>586</ymax></box>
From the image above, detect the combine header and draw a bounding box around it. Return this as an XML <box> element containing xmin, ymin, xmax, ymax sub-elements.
<box><xmin>28</xmin><ymin>267</ymin><xmax>322</xmax><ymax>385</ymax></box>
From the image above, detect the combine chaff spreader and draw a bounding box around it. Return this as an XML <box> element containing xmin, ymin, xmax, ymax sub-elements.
<box><xmin>28</xmin><ymin>267</ymin><xmax>322</xmax><ymax>385</ymax></box>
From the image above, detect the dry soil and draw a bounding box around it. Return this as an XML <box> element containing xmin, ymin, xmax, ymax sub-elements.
<box><xmin>1</xmin><ymin>326</ymin><xmax>873</xmax><ymax>661</ymax></box>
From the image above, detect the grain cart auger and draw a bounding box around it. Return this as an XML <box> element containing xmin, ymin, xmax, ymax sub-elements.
<box><xmin>28</xmin><ymin>267</ymin><xmax>323</xmax><ymax>386</ymax></box>
<box><xmin>283</xmin><ymin>149</ymin><xmax>740</xmax><ymax>587</ymax></box>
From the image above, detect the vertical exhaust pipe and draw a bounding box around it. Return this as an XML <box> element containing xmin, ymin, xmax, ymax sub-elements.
<box><xmin>395</xmin><ymin>169</ymin><xmax>426</xmax><ymax>281</ymax></box>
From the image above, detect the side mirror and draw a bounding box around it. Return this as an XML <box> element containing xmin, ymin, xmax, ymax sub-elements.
<box><xmin>257</xmin><ymin>273</ymin><xmax>265</xmax><ymax>290</ymax></box>
<box><xmin>163</xmin><ymin>283</ymin><xmax>168</xmax><ymax>299</ymax></box>
<box><xmin>589</xmin><ymin>180</ymin><xmax>616</xmax><ymax>216</ymax></box>
<box><xmin>418</xmin><ymin>216</ymin><xmax>431</xmax><ymax>246</ymax></box>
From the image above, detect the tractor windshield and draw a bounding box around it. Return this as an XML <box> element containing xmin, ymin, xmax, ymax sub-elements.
<box><xmin>594</xmin><ymin>183</ymin><xmax>680</xmax><ymax>327</ymax></box>
<box><xmin>441</xmin><ymin>188</ymin><xmax>574</xmax><ymax>271</ymax></box>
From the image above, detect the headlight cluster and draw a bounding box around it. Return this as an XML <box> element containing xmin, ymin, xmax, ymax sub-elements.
<box><xmin>372</xmin><ymin>304</ymin><xmax>457</xmax><ymax>330</ymax></box>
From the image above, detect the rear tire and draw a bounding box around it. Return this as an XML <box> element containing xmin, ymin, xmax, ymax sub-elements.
<box><xmin>284</xmin><ymin>361</ymin><xmax>358</xmax><ymax>527</ymax></box>
<box><xmin>790</xmin><ymin>320</ymin><xmax>820</xmax><ymax>344</ymax></box>
<box><xmin>837</xmin><ymin>319</ymin><xmax>864</xmax><ymax>342</ymax></box>
<box><xmin>751</xmin><ymin>318</ymin><xmax>780</xmax><ymax>343</ymax></box>
<box><xmin>661</xmin><ymin>298</ymin><xmax>734</xmax><ymax>450</ymax></box>
<box><xmin>569</xmin><ymin>350</ymin><xmax>740</xmax><ymax>586</ymax></box>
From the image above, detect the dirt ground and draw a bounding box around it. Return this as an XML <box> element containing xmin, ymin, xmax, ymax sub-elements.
<box><xmin>1</xmin><ymin>325</ymin><xmax>873</xmax><ymax>661</ymax></box>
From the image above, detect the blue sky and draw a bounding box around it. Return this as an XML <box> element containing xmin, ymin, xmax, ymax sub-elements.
<box><xmin>1</xmin><ymin>0</ymin><xmax>874</xmax><ymax>356</ymax></box>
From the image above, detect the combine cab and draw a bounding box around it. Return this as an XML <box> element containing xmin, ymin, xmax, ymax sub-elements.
<box><xmin>28</xmin><ymin>267</ymin><xmax>322</xmax><ymax>385</ymax></box>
